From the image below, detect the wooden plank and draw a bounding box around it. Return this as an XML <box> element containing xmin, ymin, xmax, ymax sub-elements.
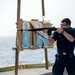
<box><xmin>17</xmin><ymin>19</ymin><xmax>23</xmax><ymax>51</ymax></box>
<box><xmin>43</xmin><ymin>23</ymin><xmax>52</xmax><ymax>28</ymax></box>
<box><xmin>29</xmin><ymin>22</ymin><xmax>33</xmax><ymax>46</ymax></box>
<box><xmin>30</xmin><ymin>20</ymin><xmax>43</xmax><ymax>47</ymax></box>
<box><xmin>30</xmin><ymin>20</ymin><xmax>43</xmax><ymax>34</ymax></box>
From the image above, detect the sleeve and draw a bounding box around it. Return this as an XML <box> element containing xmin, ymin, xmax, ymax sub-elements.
<box><xmin>52</xmin><ymin>32</ymin><xmax>58</xmax><ymax>41</ymax></box>
<box><xmin>72</xmin><ymin>28</ymin><xmax>75</xmax><ymax>47</ymax></box>
<box><xmin>71</xmin><ymin>28</ymin><xmax>75</xmax><ymax>38</ymax></box>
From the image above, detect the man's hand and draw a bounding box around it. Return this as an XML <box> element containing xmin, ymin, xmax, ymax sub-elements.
<box><xmin>56</xmin><ymin>28</ymin><xmax>64</xmax><ymax>33</ymax></box>
<box><xmin>43</xmin><ymin>29</ymin><xmax>48</xmax><ymax>33</ymax></box>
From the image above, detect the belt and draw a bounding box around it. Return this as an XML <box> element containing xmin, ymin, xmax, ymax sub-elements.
<box><xmin>62</xmin><ymin>52</ymin><xmax>66</xmax><ymax>55</ymax></box>
<box><xmin>58</xmin><ymin>52</ymin><xmax>74</xmax><ymax>56</ymax></box>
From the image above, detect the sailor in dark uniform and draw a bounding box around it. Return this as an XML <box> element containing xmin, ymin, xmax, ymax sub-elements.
<box><xmin>48</xmin><ymin>18</ymin><xmax>75</xmax><ymax>75</ymax></box>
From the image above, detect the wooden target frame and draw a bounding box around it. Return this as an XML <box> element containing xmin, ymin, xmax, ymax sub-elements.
<box><xmin>14</xmin><ymin>0</ymin><xmax>53</xmax><ymax>75</ymax></box>
<box><xmin>17</xmin><ymin>19</ymin><xmax>52</xmax><ymax>50</ymax></box>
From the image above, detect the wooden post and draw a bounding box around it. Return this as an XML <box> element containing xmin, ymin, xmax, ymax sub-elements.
<box><xmin>15</xmin><ymin>49</ymin><xmax>19</xmax><ymax>75</ymax></box>
<box><xmin>41</xmin><ymin>0</ymin><xmax>48</xmax><ymax>69</ymax></box>
<box><xmin>44</xmin><ymin>48</ymin><xmax>48</xmax><ymax>69</ymax></box>
<box><xmin>17</xmin><ymin>0</ymin><xmax>21</xmax><ymax>21</ymax></box>
<box><xmin>41</xmin><ymin>0</ymin><xmax>45</xmax><ymax>22</ymax></box>
<box><xmin>41</xmin><ymin>0</ymin><xmax>45</xmax><ymax>16</ymax></box>
<box><xmin>15</xmin><ymin>0</ymin><xmax>21</xmax><ymax>75</ymax></box>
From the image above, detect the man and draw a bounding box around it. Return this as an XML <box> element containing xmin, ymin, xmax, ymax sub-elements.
<box><xmin>45</xmin><ymin>18</ymin><xmax>75</xmax><ymax>75</ymax></box>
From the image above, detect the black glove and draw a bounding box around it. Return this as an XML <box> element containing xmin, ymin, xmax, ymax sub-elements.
<box><xmin>47</xmin><ymin>30</ymin><xmax>52</xmax><ymax>35</ymax></box>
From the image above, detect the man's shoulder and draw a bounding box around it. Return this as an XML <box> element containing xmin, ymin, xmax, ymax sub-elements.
<box><xmin>70</xmin><ymin>27</ymin><xmax>75</xmax><ymax>32</ymax></box>
<box><xmin>71</xmin><ymin>27</ymin><xmax>75</xmax><ymax>37</ymax></box>
<box><xmin>71</xmin><ymin>27</ymin><xmax>75</xmax><ymax>30</ymax></box>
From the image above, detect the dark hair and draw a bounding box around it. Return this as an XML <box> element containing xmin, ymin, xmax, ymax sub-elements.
<box><xmin>61</xmin><ymin>18</ymin><xmax>71</xmax><ymax>26</ymax></box>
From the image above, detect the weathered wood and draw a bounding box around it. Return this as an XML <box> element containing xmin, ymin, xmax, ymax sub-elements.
<box><xmin>14</xmin><ymin>0</ymin><xmax>49</xmax><ymax>75</ymax></box>
<box><xmin>17</xmin><ymin>0</ymin><xmax>21</xmax><ymax>21</ymax></box>
<box><xmin>44</xmin><ymin>48</ymin><xmax>48</xmax><ymax>69</ymax></box>
<box><xmin>41</xmin><ymin>0</ymin><xmax>45</xmax><ymax>16</ymax></box>
<box><xmin>15</xmin><ymin>49</ymin><xmax>19</xmax><ymax>75</ymax></box>
<box><xmin>17</xmin><ymin>19</ymin><xmax>23</xmax><ymax>51</ymax></box>
<box><xmin>15</xmin><ymin>0</ymin><xmax>21</xmax><ymax>75</ymax></box>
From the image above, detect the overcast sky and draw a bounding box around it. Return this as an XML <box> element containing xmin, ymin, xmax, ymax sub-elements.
<box><xmin>0</xmin><ymin>0</ymin><xmax>75</xmax><ymax>36</ymax></box>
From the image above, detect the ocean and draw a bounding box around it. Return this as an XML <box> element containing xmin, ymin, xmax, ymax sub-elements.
<box><xmin>0</xmin><ymin>36</ymin><xmax>57</xmax><ymax>67</ymax></box>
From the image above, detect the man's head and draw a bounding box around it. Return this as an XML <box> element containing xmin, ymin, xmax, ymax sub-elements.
<box><xmin>60</xmin><ymin>18</ymin><xmax>71</xmax><ymax>28</ymax></box>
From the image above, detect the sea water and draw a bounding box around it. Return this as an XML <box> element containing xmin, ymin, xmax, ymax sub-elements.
<box><xmin>0</xmin><ymin>36</ymin><xmax>57</xmax><ymax>67</ymax></box>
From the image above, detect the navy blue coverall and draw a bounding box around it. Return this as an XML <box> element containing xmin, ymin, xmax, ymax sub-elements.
<box><xmin>52</xmin><ymin>28</ymin><xmax>75</xmax><ymax>75</ymax></box>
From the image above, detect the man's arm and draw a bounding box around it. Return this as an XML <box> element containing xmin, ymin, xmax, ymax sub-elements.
<box><xmin>43</xmin><ymin>29</ymin><xmax>56</xmax><ymax>45</ymax></box>
<box><xmin>48</xmin><ymin>36</ymin><xmax>55</xmax><ymax>46</ymax></box>
<box><xmin>56</xmin><ymin>28</ymin><xmax>74</xmax><ymax>42</ymax></box>
<box><xmin>63</xmin><ymin>31</ymin><xmax>74</xmax><ymax>42</ymax></box>
<box><xmin>43</xmin><ymin>29</ymin><xmax>55</xmax><ymax>45</ymax></box>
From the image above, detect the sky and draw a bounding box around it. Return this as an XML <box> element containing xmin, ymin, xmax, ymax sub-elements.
<box><xmin>0</xmin><ymin>0</ymin><xmax>75</xmax><ymax>37</ymax></box>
